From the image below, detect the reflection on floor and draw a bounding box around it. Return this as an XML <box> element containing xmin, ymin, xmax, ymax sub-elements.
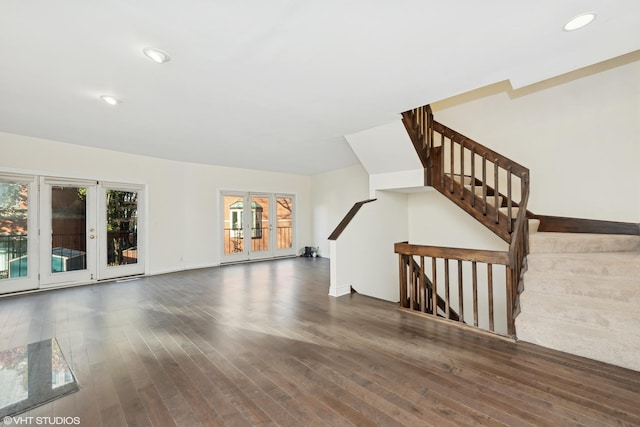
<box><xmin>0</xmin><ymin>338</ymin><xmax>78</xmax><ymax>418</ymax></box>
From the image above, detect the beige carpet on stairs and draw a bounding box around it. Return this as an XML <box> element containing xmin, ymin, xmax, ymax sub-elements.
<box><xmin>515</xmin><ymin>231</ymin><xmax>640</xmax><ymax>372</ymax></box>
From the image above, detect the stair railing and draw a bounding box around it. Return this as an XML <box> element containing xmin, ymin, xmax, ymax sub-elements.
<box><xmin>395</xmin><ymin>242</ymin><xmax>511</xmax><ymax>335</ymax></box>
<box><xmin>328</xmin><ymin>199</ymin><xmax>377</xmax><ymax>240</ymax></box>
<box><xmin>399</xmin><ymin>105</ymin><xmax>531</xmax><ymax>337</ymax></box>
<box><xmin>399</xmin><ymin>251</ymin><xmax>460</xmax><ymax>322</ymax></box>
<box><xmin>403</xmin><ymin>106</ymin><xmax>529</xmax><ymax>243</ymax></box>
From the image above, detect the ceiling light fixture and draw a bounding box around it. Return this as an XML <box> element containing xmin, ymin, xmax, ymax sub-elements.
<box><xmin>563</xmin><ymin>13</ymin><xmax>596</xmax><ymax>31</ymax></box>
<box><xmin>143</xmin><ymin>47</ymin><xmax>171</xmax><ymax>64</ymax></box>
<box><xmin>100</xmin><ymin>95</ymin><xmax>121</xmax><ymax>106</ymax></box>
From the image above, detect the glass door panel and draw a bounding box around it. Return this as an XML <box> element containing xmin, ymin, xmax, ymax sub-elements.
<box><xmin>51</xmin><ymin>186</ymin><xmax>87</xmax><ymax>273</ymax></box>
<box><xmin>107</xmin><ymin>190</ymin><xmax>138</xmax><ymax>266</ymax></box>
<box><xmin>98</xmin><ymin>184</ymin><xmax>145</xmax><ymax>280</ymax></box>
<box><xmin>275</xmin><ymin>195</ymin><xmax>294</xmax><ymax>254</ymax></box>
<box><xmin>40</xmin><ymin>179</ymin><xmax>96</xmax><ymax>287</ymax></box>
<box><xmin>0</xmin><ymin>175</ymin><xmax>38</xmax><ymax>293</ymax></box>
<box><xmin>222</xmin><ymin>194</ymin><xmax>249</xmax><ymax>262</ymax></box>
<box><xmin>249</xmin><ymin>195</ymin><xmax>271</xmax><ymax>259</ymax></box>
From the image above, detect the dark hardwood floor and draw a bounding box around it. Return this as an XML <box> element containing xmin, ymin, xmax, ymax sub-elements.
<box><xmin>1</xmin><ymin>257</ymin><xmax>639</xmax><ymax>426</ymax></box>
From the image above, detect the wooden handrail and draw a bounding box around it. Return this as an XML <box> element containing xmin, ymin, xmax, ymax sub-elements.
<box><xmin>328</xmin><ymin>199</ymin><xmax>376</xmax><ymax>240</ymax></box>
<box><xmin>531</xmin><ymin>214</ymin><xmax>640</xmax><ymax>235</ymax></box>
<box><xmin>394</xmin><ymin>242</ymin><xmax>510</xmax><ymax>265</ymax></box>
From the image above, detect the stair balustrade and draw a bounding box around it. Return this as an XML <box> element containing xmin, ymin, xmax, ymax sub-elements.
<box><xmin>399</xmin><ymin>105</ymin><xmax>530</xmax><ymax>337</ymax></box>
<box><xmin>399</xmin><ymin>250</ymin><xmax>460</xmax><ymax>322</ymax></box>
<box><xmin>395</xmin><ymin>242</ymin><xmax>513</xmax><ymax>335</ymax></box>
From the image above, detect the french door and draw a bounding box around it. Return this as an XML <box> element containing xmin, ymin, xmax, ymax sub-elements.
<box><xmin>0</xmin><ymin>173</ymin><xmax>145</xmax><ymax>295</ymax></box>
<box><xmin>98</xmin><ymin>183</ymin><xmax>144</xmax><ymax>280</ymax></box>
<box><xmin>39</xmin><ymin>178</ymin><xmax>98</xmax><ymax>287</ymax></box>
<box><xmin>0</xmin><ymin>174</ymin><xmax>39</xmax><ymax>293</ymax></box>
<box><xmin>221</xmin><ymin>192</ymin><xmax>295</xmax><ymax>263</ymax></box>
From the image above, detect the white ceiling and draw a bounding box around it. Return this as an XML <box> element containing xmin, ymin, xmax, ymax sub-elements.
<box><xmin>1</xmin><ymin>1</ymin><xmax>639</xmax><ymax>175</ymax></box>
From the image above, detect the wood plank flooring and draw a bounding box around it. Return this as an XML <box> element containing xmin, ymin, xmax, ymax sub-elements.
<box><xmin>1</xmin><ymin>257</ymin><xmax>639</xmax><ymax>426</ymax></box>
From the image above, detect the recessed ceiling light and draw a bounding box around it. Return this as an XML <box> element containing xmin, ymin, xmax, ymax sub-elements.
<box><xmin>143</xmin><ymin>47</ymin><xmax>171</xmax><ymax>64</ymax></box>
<box><xmin>563</xmin><ymin>13</ymin><xmax>596</xmax><ymax>31</ymax></box>
<box><xmin>100</xmin><ymin>95</ymin><xmax>121</xmax><ymax>106</ymax></box>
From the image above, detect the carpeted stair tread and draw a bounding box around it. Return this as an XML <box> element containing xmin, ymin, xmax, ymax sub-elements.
<box><xmin>499</xmin><ymin>206</ymin><xmax>521</xmax><ymax>218</ymax></box>
<box><xmin>522</xmin><ymin>271</ymin><xmax>640</xmax><ymax>303</ymax></box>
<box><xmin>515</xmin><ymin>313</ymin><xmax>640</xmax><ymax>372</ymax></box>
<box><xmin>529</xmin><ymin>232</ymin><xmax>640</xmax><ymax>254</ymax></box>
<box><xmin>519</xmin><ymin>290</ymin><xmax>640</xmax><ymax>333</ymax></box>
<box><xmin>464</xmin><ymin>185</ymin><xmax>503</xmax><ymax>207</ymax></box>
<box><xmin>497</xmin><ymin>208</ymin><xmax>539</xmax><ymax>232</ymax></box>
<box><xmin>453</xmin><ymin>176</ymin><xmax>474</xmax><ymax>185</ymax></box>
<box><xmin>526</xmin><ymin>251</ymin><xmax>640</xmax><ymax>278</ymax></box>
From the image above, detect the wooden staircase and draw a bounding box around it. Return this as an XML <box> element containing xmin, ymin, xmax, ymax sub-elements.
<box><xmin>401</xmin><ymin>105</ymin><xmax>530</xmax><ymax>244</ymax></box>
<box><xmin>396</xmin><ymin>104</ymin><xmax>529</xmax><ymax>337</ymax></box>
<box><xmin>395</xmin><ymin>104</ymin><xmax>640</xmax><ymax>357</ymax></box>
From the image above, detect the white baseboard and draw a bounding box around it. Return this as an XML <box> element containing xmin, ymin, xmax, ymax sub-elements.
<box><xmin>328</xmin><ymin>284</ymin><xmax>351</xmax><ymax>297</ymax></box>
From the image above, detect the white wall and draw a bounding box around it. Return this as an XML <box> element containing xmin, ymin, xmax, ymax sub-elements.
<box><xmin>333</xmin><ymin>190</ymin><xmax>408</xmax><ymax>301</ymax></box>
<box><xmin>312</xmin><ymin>165</ymin><xmax>408</xmax><ymax>301</ymax></box>
<box><xmin>408</xmin><ymin>191</ymin><xmax>507</xmax><ymax>251</ymax></box>
<box><xmin>310</xmin><ymin>164</ymin><xmax>369</xmax><ymax>258</ymax></box>
<box><xmin>0</xmin><ymin>132</ymin><xmax>312</xmax><ymax>275</ymax></box>
<box><xmin>433</xmin><ymin>52</ymin><xmax>640</xmax><ymax>222</ymax></box>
